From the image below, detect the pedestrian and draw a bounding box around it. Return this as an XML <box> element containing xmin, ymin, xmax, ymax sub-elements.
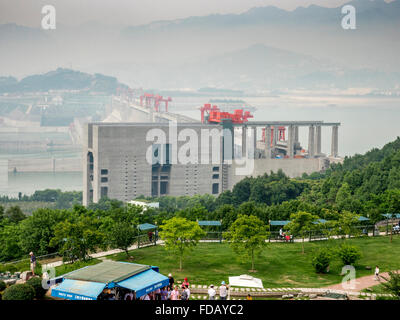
<box><xmin>155</xmin><ymin>287</ymin><xmax>161</xmax><ymax>300</ymax></box>
<box><xmin>219</xmin><ymin>281</ymin><xmax>228</xmax><ymax>300</ymax></box>
<box><xmin>161</xmin><ymin>287</ymin><xmax>168</xmax><ymax>301</ymax></box>
<box><xmin>184</xmin><ymin>285</ymin><xmax>190</xmax><ymax>300</ymax></box>
<box><xmin>208</xmin><ymin>284</ymin><xmax>216</xmax><ymax>300</ymax></box>
<box><xmin>167</xmin><ymin>286</ymin><xmax>172</xmax><ymax>300</ymax></box>
<box><xmin>171</xmin><ymin>286</ymin><xmax>180</xmax><ymax>300</ymax></box>
<box><xmin>181</xmin><ymin>287</ymin><xmax>189</xmax><ymax>300</ymax></box>
<box><xmin>168</xmin><ymin>273</ymin><xmax>175</xmax><ymax>290</ymax></box>
<box><xmin>29</xmin><ymin>252</ymin><xmax>36</xmax><ymax>276</ymax></box>
<box><xmin>124</xmin><ymin>291</ymin><xmax>134</xmax><ymax>301</ymax></box>
<box><xmin>182</xmin><ymin>277</ymin><xmax>189</xmax><ymax>289</ymax></box>
<box><xmin>148</xmin><ymin>231</ymin><xmax>153</xmax><ymax>242</ymax></box>
<box><xmin>374</xmin><ymin>265</ymin><xmax>380</xmax><ymax>281</ymax></box>
<box><xmin>246</xmin><ymin>294</ymin><xmax>252</xmax><ymax>300</ymax></box>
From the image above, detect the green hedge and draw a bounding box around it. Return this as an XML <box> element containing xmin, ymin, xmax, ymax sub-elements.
<box><xmin>27</xmin><ymin>277</ymin><xmax>47</xmax><ymax>299</ymax></box>
<box><xmin>2</xmin><ymin>283</ymin><xmax>35</xmax><ymax>300</ymax></box>
<box><xmin>0</xmin><ymin>280</ymin><xmax>6</xmax><ymax>291</ymax></box>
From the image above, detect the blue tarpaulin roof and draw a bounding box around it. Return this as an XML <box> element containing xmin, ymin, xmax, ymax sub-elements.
<box><xmin>313</xmin><ymin>219</ymin><xmax>328</xmax><ymax>224</ymax></box>
<box><xmin>270</xmin><ymin>220</ymin><xmax>291</xmax><ymax>226</ymax></box>
<box><xmin>51</xmin><ymin>279</ymin><xmax>105</xmax><ymax>300</ymax></box>
<box><xmin>198</xmin><ymin>220</ymin><xmax>221</xmax><ymax>226</ymax></box>
<box><xmin>116</xmin><ymin>269</ymin><xmax>169</xmax><ymax>298</ymax></box>
<box><xmin>138</xmin><ymin>223</ymin><xmax>157</xmax><ymax>231</ymax></box>
<box><xmin>382</xmin><ymin>213</ymin><xmax>400</xmax><ymax>219</ymax></box>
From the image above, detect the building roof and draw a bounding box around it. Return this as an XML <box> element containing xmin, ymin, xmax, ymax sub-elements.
<box><xmin>138</xmin><ymin>223</ymin><xmax>157</xmax><ymax>231</ymax></box>
<box><xmin>198</xmin><ymin>220</ymin><xmax>221</xmax><ymax>226</ymax></box>
<box><xmin>64</xmin><ymin>261</ymin><xmax>151</xmax><ymax>284</ymax></box>
<box><xmin>269</xmin><ymin>220</ymin><xmax>291</xmax><ymax>226</ymax></box>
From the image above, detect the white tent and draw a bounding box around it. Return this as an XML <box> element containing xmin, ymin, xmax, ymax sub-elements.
<box><xmin>228</xmin><ymin>274</ymin><xmax>263</xmax><ymax>288</ymax></box>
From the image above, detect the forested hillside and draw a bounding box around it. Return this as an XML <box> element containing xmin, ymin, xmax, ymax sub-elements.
<box><xmin>1</xmin><ymin>137</ymin><xmax>400</xmax><ymax>262</ymax></box>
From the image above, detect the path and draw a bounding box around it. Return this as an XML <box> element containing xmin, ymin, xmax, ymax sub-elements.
<box><xmin>323</xmin><ymin>271</ymin><xmax>394</xmax><ymax>292</ymax></box>
<box><xmin>43</xmin><ymin>240</ymin><xmax>164</xmax><ymax>269</ymax></box>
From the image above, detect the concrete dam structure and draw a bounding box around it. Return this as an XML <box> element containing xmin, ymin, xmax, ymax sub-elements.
<box><xmin>83</xmin><ymin>96</ymin><xmax>342</xmax><ymax>204</ymax></box>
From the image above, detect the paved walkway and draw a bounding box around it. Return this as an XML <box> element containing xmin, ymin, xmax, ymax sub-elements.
<box><xmin>323</xmin><ymin>272</ymin><xmax>393</xmax><ymax>292</ymax></box>
<box><xmin>43</xmin><ymin>241</ymin><xmax>164</xmax><ymax>269</ymax></box>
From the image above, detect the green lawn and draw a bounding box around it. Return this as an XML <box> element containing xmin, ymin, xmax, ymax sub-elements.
<box><xmin>107</xmin><ymin>236</ymin><xmax>400</xmax><ymax>288</ymax></box>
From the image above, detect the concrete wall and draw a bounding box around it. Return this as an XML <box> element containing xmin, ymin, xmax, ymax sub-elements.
<box><xmin>83</xmin><ymin>123</ymin><xmax>225</xmax><ymax>205</ymax></box>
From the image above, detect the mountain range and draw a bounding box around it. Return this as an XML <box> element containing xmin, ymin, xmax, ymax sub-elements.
<box><xmin>0</xmin><ymin>0</ymin><xmax>399</xmax><ymax>91</ymax></box>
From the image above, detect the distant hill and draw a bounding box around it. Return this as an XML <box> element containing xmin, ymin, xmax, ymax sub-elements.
<box><xmin>0</xmin><ymin>68</ymin><xmax>127</xmax><ymax>94</ymax></box>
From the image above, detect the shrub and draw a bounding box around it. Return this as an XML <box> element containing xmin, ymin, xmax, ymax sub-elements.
<box><xmin>27</xmin><ymin>277</ymin><xmax>47</xmax><ymax>299</ymax></box>
<box><xmin>381</xmin><ymin>271</ymin><xmax>400</xmax><ymax>300</ymax></box>
<box><xmin>2</xmin><ymin>283</ymin><xmax>35</xmax><ymax>300</ymax></box>
<box><xmin>0</xmin><ymin>280</ymin><xmax>6</xmax><ymax>291</ymax></box>
<box><xmin>337</xmin><ymin>244</ymin><xmax>362</xmax><ymax>266</ymax></box>
<box><xmin>311</xmin><ymin>248</ymin><xmax>332</xmax><ymax>273</ymax></box>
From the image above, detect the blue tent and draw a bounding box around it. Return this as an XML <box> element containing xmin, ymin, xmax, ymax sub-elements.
<box><xmin>198</xmin><ymin>220</ymin><xmax>221</xmax><ymax>226</ymax></box>
<box><xmin>51</xmin><ymin>279</ymin><xmax>106</xmax><ymax>300</ymax></box>
<box><xmin>269</xmin><ymin>220</ymin><xmax>290</xmax><ymax>226</ymax></box>
<box><xmin>138</xmin><ymin>223</ymin><xmax>157</xmax><ymax>231</ymax></box>
<box><xmin>50</xmin><ymin>261</ymin><xmax>168</xmax><ymax>300</ymax></box>
<box><xmin>382</xmin><ymin>213</ymin><xmax>400</xmax><ymax>219</ymax></box>
<box><xmin>116</xmin><ymin>269</ymin><xmax>169</xmax><ymax>297</ymax></box>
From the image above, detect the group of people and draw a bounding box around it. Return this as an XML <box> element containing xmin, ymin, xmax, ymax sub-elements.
<box><xmin>207</xmin><ymin>281</ymin><xmax>229</xmax><ymax>300</ymax></box>
<box><xmin>279</xmin><ymin>228</ymin><xmax>293</xmax><ymax>242</ymax></box>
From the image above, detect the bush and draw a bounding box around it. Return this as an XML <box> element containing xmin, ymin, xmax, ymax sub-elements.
<box><xmin>337</xmin><ymin>244</ymin><xmax>362</xmax><ymax>266</ymax></box>
<box><xmin>27</xmin><ymin>277</ymin><xmax>47</xmax><ymax>299</ymax></box>
<box><xmin>0</xmin><ymin>280</ymin><xmax>6</xmax><ymax>291</ymax></box>
<box><xmin>2</xmin><ymin>283</ymin><xmax>35</xmax><ymax>300</ymax></box>
<box><xmin>311</xmin><ymin>248</ymin><xmax>332</xmax><ymax>273</ymax></box>
<box><xmin>381</xmin><ymin>271</ymin><xmax>400</xmax><ymax>299</ymax></box>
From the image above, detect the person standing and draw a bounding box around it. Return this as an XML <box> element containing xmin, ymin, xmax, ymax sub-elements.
<box><xmin>208</xmin><ymin>285</ymin><xmax>216</xmax><ymax>300</ymax></box>
<box><xmin>168</xmin><ymin>273</ymin><xmax>175</xmax><ymax>290</ymax></box>
<box><xmin>154</xmin><ymin>287</ymin><xmax>161</xmax><ymax>300</ymax></box>
<box><xmin>184</xmin><ymin>285</ymin><xmax>190</xmax><ymax>300</ymax></box>
<box><xmin>219</xmin><ymin>281</ymin><xmax>228</xmax><ymax>300</ymax></box>
<box><xmin>182</xmin><ymin>277</ymin><xmax>189</xmax><ymax>289</ymax></box>
<box><xmin>29</xmin><ymin>252</ymin><xmax>36</xmax><ymax>276</ymax></box>
<box><xmin>171</xmin><ymin>286</ymin><xmax>180</xmax><ymax>300</ymax></box>
<box><xmin>374</xmin><ymin>265</ymin><xmax>380</xmax><ymax>281</ymax></box>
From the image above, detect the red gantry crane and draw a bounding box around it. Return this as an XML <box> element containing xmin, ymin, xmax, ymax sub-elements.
<box><xmin>200</xmin><ymin>103</ymin><xmax>253</xmax><ymax>124</ymax></box>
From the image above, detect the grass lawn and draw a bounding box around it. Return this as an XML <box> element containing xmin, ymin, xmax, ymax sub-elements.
<box><xmin>107</xmin><ymin>236</ymin><xmax>400</xmax><ymax>288</ymax></box>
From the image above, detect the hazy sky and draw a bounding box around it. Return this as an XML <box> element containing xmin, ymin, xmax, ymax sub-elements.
<box><xmin>0</xmin><ymin>0</ymin><xmax>388</xmax><ymax>28</ymax></box>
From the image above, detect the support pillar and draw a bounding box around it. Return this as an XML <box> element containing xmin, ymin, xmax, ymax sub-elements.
<box><xmin>294</xmin><ymin>126</ymin><xmax>299</xmax><ymax>143</ymax></box>
<box><xmin>315</xmin><ymin>125</ymin><xmax>321</xmax><ymax>155</ymax></box>
<box><xmin>331</xmin><ymin>125</ymin><xmax>339</xmax><ymax>157</ymax></box>
<box><xmin>252</xmin><ymin>126</ymin><xmax>257</xmax><ymax>159</ymax></box>
<box><xmin>242</xmin><ymin>126</ymin><xmax>247</xmax><ymax>158</ymax></box>
<box><xmin>308</xmin><ymin>125</ymin><xmax>315</xmax><ymax>158</ymax></box>
<box><xmin>288</xmin><ymin>125</ymin><xmax>294</xmax><ymax>158</ymax></box>
<box><xmin>265</xmin><ymin>125</ymin><xmax>272</xmax><ymax>159</ymax></box>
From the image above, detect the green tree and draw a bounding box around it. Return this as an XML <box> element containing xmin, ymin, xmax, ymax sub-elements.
<box><xmin>19</xmin><ymin>208</ymin><xmax>68</xmax><ymax>255</ymax></box>
<box><xmin>381</xmin><ymin>271</ymin><xmax>400</xmax><ymax>299</ymax></box>
<box><xmin>224</xmin><ymin>214</ymin><xmax>268</xmax><ymax>272</ymax></box>
<box><xmin>50</xmin><ymin>214</ymin><xmax>105</xmax><ymax>262</ymax></box>
<box><xmin>334</xmin><ymin>211</ymin><xmax>360</xmax><ymax>239</ymax></box>
<box><xmin>5</xmin><ymin>206</ymin><xmax>25</xmax><ymax>223</ymax></box>
<box><xmin>0</xmin><ymin>224</ymin><xmax>23</xmax><ymax>261</ymax></box>
<box><xmin>286</xmin><ymin>211</ymin><xmax>318</xmax><ymax>254</ymax></box>
<box><xmin>159</xmin><ymin>217</ymin><xmax>206</xmax><ymax>271</ymax></box>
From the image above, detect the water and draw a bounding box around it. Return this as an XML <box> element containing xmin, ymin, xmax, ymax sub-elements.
<box><xmin>170</xmin><ymin>95</ymin><xmax>400</xmax><ymax>157</ymax></box>
<box><xmin>0</xmin><ymin>172</ymin><xmax>82</xmax><ymax>198</ymax></box>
